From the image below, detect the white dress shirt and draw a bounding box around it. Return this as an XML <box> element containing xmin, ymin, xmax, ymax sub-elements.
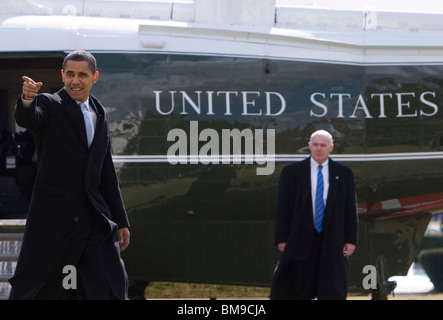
<box><xmin>310</xmin><ymin>157</ymin><xmax>329</xmax><ymax>219</ymax></box>
<box><xmin>77</xmin><ymin>98</ymin><xmax>97</xmax><ymax>141</ymax></box>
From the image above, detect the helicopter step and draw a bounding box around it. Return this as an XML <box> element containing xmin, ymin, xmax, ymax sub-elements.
<box><xmin>0</xmin><ymin>221</ymin><xmax>25</xmax><ymax>300</ymax></box>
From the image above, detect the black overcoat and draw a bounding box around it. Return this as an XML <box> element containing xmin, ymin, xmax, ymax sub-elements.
<box><xmin>9</xmin><ymin>88</ymin><xmax>130</xmax><ymax>299</ymax></box>
<box><xmin>270</xmin><ymin>157</ymin><xmax>358</xmax><ymax>300</ymax></box>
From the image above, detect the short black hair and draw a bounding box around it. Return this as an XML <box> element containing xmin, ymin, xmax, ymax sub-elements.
<box><xmin>62</xmin><ymin>50</ymin><xmax>97</xmax><ymax>74</ymax></box>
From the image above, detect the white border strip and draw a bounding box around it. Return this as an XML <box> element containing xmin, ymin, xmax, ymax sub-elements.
<box><xmin>0</xmin><ymin>219</ymin><xmax>26</xmax><ymax>226</ymax></box>
<box><xmin>112</xmin><ymin>152</ymin><xmax>443</xmax><ymax>163</ymax></box>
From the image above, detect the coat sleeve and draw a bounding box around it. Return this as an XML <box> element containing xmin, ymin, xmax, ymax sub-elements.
<box><xmin>274</xmin><ymin>164</ymin><xmax>295</xmax><ymax>245</ymax></box>
<box><xmin>344</xmin><ymin>168</ymin><xmax>358</xmax><ymax>245</ymax></box>
<box><xmin>98</xmin><ymin>144</ymin><xmax>130</xmax><ymax>229</ymax></box>
<box><xmin>15</xmin><ymin>95</ymin><xmax>49</xmax><ymax>133</ymax></box>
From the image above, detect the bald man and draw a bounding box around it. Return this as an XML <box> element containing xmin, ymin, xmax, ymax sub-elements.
<box><xmin>270</xmin><ymin>130</ymin><xmax>358</xmax><ymax>300</ymax></box>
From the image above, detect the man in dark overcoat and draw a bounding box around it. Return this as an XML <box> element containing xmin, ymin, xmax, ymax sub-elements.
<box><xmin>8</xmin><ymin>50</ymin><xmax>130</xmax><ymax>299</ymax></box>
<box><xmin>270</xmin><ymin>130</ymin><xmax>358</xmax><ymax>300</ymax></box>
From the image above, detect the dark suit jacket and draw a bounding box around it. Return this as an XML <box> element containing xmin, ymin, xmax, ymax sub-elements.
<box><xmin>270</xmin><ymin>157</ymin><xmax>358</xmax><ymax>300</ymax></box>
<box><xmin>9</xmin><ymin>88</ymin><xmax>130</xmax><ymax>299</ymax></box>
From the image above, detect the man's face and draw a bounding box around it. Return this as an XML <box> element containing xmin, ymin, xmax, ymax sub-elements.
<box><xmin>61</xmin><ymin>60</ymin><xmax>99</xmax><ymax>102</ymax></box>
<box><xmin>308</xmin><ymin>134</ymin><xmax>334</xmax><ymax>164</ymax></box>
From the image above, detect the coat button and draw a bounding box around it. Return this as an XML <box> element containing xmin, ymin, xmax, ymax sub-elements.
<box><xmin>74</xmin><ymin>216</ymin><xmax>79</xmax><ymax>222</ymax></box>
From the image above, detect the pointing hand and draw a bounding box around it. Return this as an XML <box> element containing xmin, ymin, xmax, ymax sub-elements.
<box><xmin>22</xmin><ymin>76</ymin><xmax>43</xmax><ymax>100</ymax></box>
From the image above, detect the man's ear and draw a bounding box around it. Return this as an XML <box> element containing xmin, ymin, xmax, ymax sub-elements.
<box><xmin>93</xmin><ymin>71</ymin><xmax>99</xmax><ymax>83</ymax></box>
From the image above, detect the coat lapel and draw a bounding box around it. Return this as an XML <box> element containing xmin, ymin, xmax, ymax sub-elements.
<box><xmin>324</xmin><ymin>159</ymin><xmax>339</xmax><ymax>224</ymax></box>
<box><xmin>88</xmin><ymin>97</ymin><xmax>105</xmax><ymax>149</ymax></box>
<box><xmin>60</xmin><ymin>89</ymin><xmax>105</xmax><ymax>149</ymax></box>
<box><xmin>59</xmin><ymin>89</ymin><xmax>89</xmax><ymax>147</ymax></box>
<box><xmin>304</xmin><ymin>157</ymin><xmax>313</xmax><ymax>218</ymax></box>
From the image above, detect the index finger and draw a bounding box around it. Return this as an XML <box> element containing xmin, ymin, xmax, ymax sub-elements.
<box><xmin>22</xmin><ymin>75</ymin><xmax>36</xmax><ymax>84</ymax></box>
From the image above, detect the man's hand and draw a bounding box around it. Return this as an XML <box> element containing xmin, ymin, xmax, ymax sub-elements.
<box><xmin>343</xmin><ymin>243</ymin><xmax>355</xmax><ymax>257</ymax></box>
<box><xmin>277</xmin><ymin>242</ymin><xmax>286</xmax><ymax>252</ymax></box>
<box><xmin>22</xmin><ymin>76</ymin><xmax>43</xmax><ymax>100</ymax></box>
<box><xmin>117</xmin><ymin>227</ymin><xmax>130</xmax><ymax>252</ymax></box>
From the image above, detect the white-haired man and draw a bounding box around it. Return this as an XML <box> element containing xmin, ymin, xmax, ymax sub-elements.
<box><xmin>270</xmin><ymin>130</ymin><xmax>358</xmax><ymax>300</ymax></box>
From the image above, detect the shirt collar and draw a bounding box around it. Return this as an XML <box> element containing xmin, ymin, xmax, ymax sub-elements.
<box><xmin>76</xmin><ymin>98</ymin><xmax>90</xmax><ymax>111</ymax></box>
<box><xmin>310</xmin><ymin>157</ymin><xmax>329</xmax><ymax>168</ymax></box>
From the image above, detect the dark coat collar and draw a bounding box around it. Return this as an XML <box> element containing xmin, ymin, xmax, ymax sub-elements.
<box><xmin>57</xmin><ymin>88</ymin><xmax>105</xmax><ymax>149</ymax></box>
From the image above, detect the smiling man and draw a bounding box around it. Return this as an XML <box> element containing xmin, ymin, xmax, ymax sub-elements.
<box><xmin>9</xmin><ymin>50</ymin><xmax>130</xmax><ymax>300</ymax></box>
<box><xmin>270</xmin><ymin>130</ymin><xmax>358</xmax><ymax>300</ymax></box>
